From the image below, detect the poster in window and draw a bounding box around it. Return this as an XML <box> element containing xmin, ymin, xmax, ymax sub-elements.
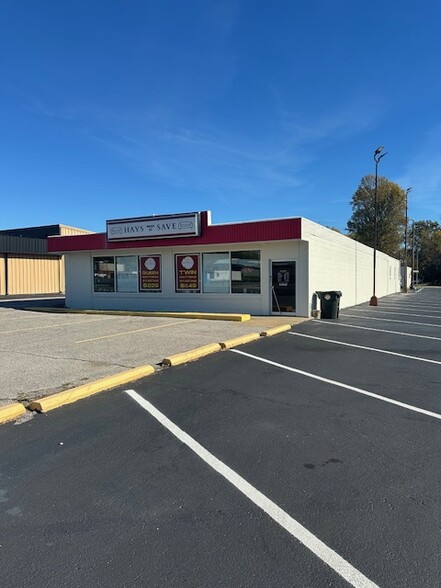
<box><xmin>139</xmin><ymin>255</ymin><xmax>161</xmax><ymax>292</ymax></box>
<box><xmin>175</xmin><ymin>254</ymin><xmax>200</xmax><ymax>292</ymax></box>
<box><xmin>277</xmin><ymin>270</ymin><xmax>289</xmax><ymax>287</ymax></box>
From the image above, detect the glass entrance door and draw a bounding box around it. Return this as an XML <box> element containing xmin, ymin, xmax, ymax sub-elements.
<box><xmin>271</xmin><ymin>261</ymin><xmax>296</xmax><ymax>313</ymax></box>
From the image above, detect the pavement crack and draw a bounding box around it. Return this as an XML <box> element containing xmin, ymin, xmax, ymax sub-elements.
<box><xmin>0</xmin><ymin>349</ymin><xmax>132</xmax><ymax>369</ymax></box>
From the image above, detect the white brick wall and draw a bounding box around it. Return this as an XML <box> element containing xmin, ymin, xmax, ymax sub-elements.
<box><xmin>302</xmin><ymin>218</ymin><xmax>401</xmax><ymax>313</ymax></box>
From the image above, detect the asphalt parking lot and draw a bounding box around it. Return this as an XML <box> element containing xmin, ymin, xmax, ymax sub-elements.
<box><xmin>1</xmin><ymin>287</ymin><xmax>440</xmax><ymax>587</ymax></box>
<box><xmin>0</xmin><ymin>299</ymin><xmax>301</xmax><ymax>406</ymax></box>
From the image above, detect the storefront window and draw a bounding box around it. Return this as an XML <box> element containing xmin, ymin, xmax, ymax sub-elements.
<box><xmin>175</xmin><ymin>254</ymin><xmax>201</xmax><ymax>293</ymax></box>
<box><xmin>202</xmin><ymin>253</ymin><xmax>230</xmax><ymax>293</ymax></box>
<box><xmin>93</xmin><ymin>257</ymin><xmax>115</xmax><ymax>292</ymax></box>
<box><xmin>139</xmin><ymin>255</ymin><xmax>162</xmax><ymax>292</ymax></box>
<box><xmin>116</xmin><ymin>256</ymin><xmax>138</xmax><ymax>292</ymax></box>
<box><xmin>231</xmin><ymin>251</ymin><xmax>261</xmax><ymax>294</ymax></box>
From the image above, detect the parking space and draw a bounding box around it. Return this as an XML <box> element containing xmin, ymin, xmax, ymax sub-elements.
<box><xmin>1</xmin><ymin>288</ymin><xmax>440</xmax><ymax>586</ymax></box>
<box><xmin>339</xmin><ymin>290</ymin><xmax>441</xmax><ymax>334</ymax></box>
<box><xmin>1</xmin><ymin>388</ymin><xmax>349</xmax><ymax>588</ymax></box>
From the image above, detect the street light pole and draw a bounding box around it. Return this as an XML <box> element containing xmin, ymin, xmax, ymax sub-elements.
<box><xmin>404</xmin><ymin>187</ymin><xmax>412</xmax><ymax>293</ymax></box>
<box><xmin>370</xmin><ymin>146</ymin><xmax>387</xmax><ymax>306</ymax></box>
<box><xmin>411</xmin><ymin>221</ymin><xmax>415</xmax><ymax>290</ymax></box>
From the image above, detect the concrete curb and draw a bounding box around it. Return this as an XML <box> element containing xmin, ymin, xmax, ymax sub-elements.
<box><xmin>260</xmin><ymin>324</ymin><xmax>292</xmax><ymax>336</ymax></box>
<box><xmin>162</xmin><ymin>343</ymin><xmax>222</xmax><ymax>367</ymax></box>
<box><xmin>0</xmin><ymin>403</ymin><xmax>27</xmax><ymax>425</ymax></box>
<box><xmin>219</xmin><ymin>332</ymin><xmax>261</xmax><ymax>350</ymax></box>
<box><xmin>2</xmin><ymin>318</ymin><xmax>293</xmax><ymax>422</ymax></box>
<box><xmin>28</xmin><ymin>365</ymin><xmax>156</xmax><ymax>413</ymax></box>
<box><xmin>26</xmin><ymin>307</ymin><xmax>251</xmax><ymax>322</ymax></box>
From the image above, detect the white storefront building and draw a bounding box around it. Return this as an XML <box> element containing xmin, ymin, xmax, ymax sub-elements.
<box><xmin>48</xmin><ymin>211</ymin><xmax>402</xmax><ymax>317</ymax></box>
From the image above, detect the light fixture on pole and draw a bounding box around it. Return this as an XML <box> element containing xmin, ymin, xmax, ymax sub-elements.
<box><xmin>369</xmin><ymin>146</ymin><xmax>387</xmax><ymax>306</ymax></box>
<box><xmin>404</xmin><ymin>187</ymin><xmax>412</xmax><ymax>293</ymax></box>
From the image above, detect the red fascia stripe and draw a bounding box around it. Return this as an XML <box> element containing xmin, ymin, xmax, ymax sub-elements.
<box><xmin>48</xmin><ymin>213</ymin><xmax>301</xmax><ymax>253</ymax></box>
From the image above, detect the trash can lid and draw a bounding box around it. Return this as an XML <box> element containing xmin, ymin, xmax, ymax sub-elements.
<box><xmin>316</xmin><ymin>290</ymin><xmax>342</xmax><ymax>298</ymax></box>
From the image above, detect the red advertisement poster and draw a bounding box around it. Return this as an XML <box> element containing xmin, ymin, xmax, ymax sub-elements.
<box><xmin>175</xmin><ymin>254</ymin><xmax>200</xmax><ymax>292</ymax></box>
<box><xmin>139</xmin><ymin>255</ymin><xmax>161</xmax><ymax>292</ymax></box>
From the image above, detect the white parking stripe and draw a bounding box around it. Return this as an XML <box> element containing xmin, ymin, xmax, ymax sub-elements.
<box><xmin>378</xmin><ymin>304</ymin><xmax>441</xmax><ymax>312</ymax></box>
<box><xmin>289</xmin><ymin>332</ymin><xmax>441</xmax><ymax>365</ymax></box>
<box><xmin>125</xmin><ymin>389</ymin><xmax>379</xmax><ymax>588</ymax></box>
<box><xmin>311</xmin><ymin>320</ymin><xmax>441</xmax><ymax>341</ymax></box>
<box><xmin>76</xmin><ymin>319</ymin><xmax>196</xmax><ymax>343</ymax></box>
<box><xmin>346</xmin><ymin>309</ymin><xmax>441</xmax><ymax>320</ymax></box>
<box><xmin>341</xmin><ymin>314</ymin><xmax>441</xmax><ymax>328</ymax></box>
<box><xmin>231</xmin><ymin>349</ymin><xmax>441</xmax><ymax>421</ymax></box>
<box><xmin>1</xmin><ymin>316</ymin><xmax>118</xmax><ymax>335</ymax></box>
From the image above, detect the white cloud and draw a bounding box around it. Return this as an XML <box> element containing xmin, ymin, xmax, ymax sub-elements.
<box><xmin>16</xmin><ymin>87</ymin><xmax>383</xmax><ymax>212</ymax></box>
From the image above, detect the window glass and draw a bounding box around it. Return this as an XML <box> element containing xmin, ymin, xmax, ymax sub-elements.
<box><xmin>175</xmin><ymin>254</ymin><xmax>201</xmax><ymax>293</ymax></box>
<box><xmin>231</xmin><ymin>251</ymin><xmax>261</xmax><ymax>294</ymax></box>
<box><xmin>116</xmin><ymin>256</ymin><xmax>138</xmax><ymax>292</ymax></box>
<box><xmin>93</xmin><ymin>257</ymin><xmax>115</xmax><ymax>292</ymax></box>
<box><xmin>202</xmin><ymin>253</ymin><xmax>230</xmax><ymax>293</ymax></box>
<box><xmin>139</xmin><ymin>255</ymin><xmax>162</xmax><ymax>292</ymax></box>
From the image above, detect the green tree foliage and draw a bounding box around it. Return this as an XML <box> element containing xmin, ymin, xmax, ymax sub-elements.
<box><xmin>346</xmin><ymin>175</ymin><xmax>406</xmax><ymax>258</ymax></box>
<box><xmin>413</xmin><ymin>220</ymin><xmax>441</xmax><ymax>285</ymax></box>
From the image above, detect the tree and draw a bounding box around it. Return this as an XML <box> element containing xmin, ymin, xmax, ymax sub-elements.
<box><xmin>346</xmin><ymin>175</ymin><xmax>406</xmax><ymax>258</ymax></box>
<box><xmin>412</xmin><ymin>220</ymin><xmax>441</xmax><ymax>285</ymax></box>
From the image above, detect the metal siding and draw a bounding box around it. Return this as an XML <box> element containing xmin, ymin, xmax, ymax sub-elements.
<box><xmin>0</xmin><ymin>225</ymin><xmax>59</xmax><ymax>238</ymax></box>
<box><xmin>7</xmin><ymin>255</ymin><xmax>62</xmax><ymax>295</ymax></box>
<box><xmin>59</xmin><ymin>225</ymin><xmax>93</xmax><ymax>236</ymax></box>
<box><xmin>0</xmin><ymin>256</ymin><xmax>5</xmax><ymax>295</ymax></box>
<box><xmin>48</xmin><ymin>214</ymin><xmax>302</xmax><ymax>253</ymax></box>
<box><xmin>0</xmin><ymin>235</ymin><xmax>48</xmax><ymax>255</ymax></box>
<box><xmin>0</xmin><ymin>224</ymin><xmax>90</xmax><ymax>239</ymax></box>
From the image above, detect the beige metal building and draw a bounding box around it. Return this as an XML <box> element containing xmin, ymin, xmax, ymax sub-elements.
<box><xmin>0</xmin><ymin>224</ymin><xmax>91</xmax><ymax>296</ymax></box>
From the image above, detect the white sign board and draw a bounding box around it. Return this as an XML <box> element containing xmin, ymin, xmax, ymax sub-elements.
<box><xmin>107</xmin><ymin>213</ymin><xmax>200</xmax><ymax>241</ymax></box>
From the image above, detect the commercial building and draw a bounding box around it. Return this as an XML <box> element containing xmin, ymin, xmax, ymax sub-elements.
<box><xmin>0</xmin><ymin>224</ymin><xmax>91</xmax><ymax>296</ymax></box>
<box><xmin>47</xmin><ymin>211</ymin><xmax>403</xmax><ymax>316</ymax></box>
<box><xmin>47</xmin><ymin>211</ymin><xmax>402</xmax><ymax>317</ymax></box>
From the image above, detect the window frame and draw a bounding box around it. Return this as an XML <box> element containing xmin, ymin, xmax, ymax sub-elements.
<box><xmin>93</xmin><ymin>256</ymin><xmax>116</xmax><ymax>293</ymax></box>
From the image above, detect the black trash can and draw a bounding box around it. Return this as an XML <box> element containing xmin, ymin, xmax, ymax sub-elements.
<box><xmin>316</xmin><ymin>291</ymin><xmax>342</xmax><ymax>319</ymax></box>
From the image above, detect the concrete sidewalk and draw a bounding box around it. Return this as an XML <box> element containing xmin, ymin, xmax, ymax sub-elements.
<box><xmin>0</xmin><ymin>302</ymin><xmax>307</xmax><ymax>407</ymax></box>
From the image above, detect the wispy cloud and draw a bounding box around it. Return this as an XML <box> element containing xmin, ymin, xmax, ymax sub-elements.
<box><xmin>23</xmin><ymin>96</ymin><xmax>311</xmax><ymax>198</ymax></box>
<box><xmin>17</xmin><ymin>86</ymin><xmax>382</xmax><ymax>210</ymax></box>
<box><xmin>270</xmin><ymin>85</ymin><xmax>381</xmax><ymax>145</ymax></box>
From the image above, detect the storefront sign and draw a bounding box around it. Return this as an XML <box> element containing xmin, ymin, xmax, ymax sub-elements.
<box><xmin>139</xmin><ymin>255</ymin><xmax>161</xmax><ymax>291</ymax></box>
<box><xmin>107</xmin><ymin>213</ymin><xmax>200</xmax><ymax>241</ymax></box>
<box><xmin>175</xmin><ymin>254</ymin><xmax>200</xmax><ymax>292</ymax></box>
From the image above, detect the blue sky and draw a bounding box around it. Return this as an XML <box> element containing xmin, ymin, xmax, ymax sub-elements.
<box><xmin>1</xmin><ymin>0</ymin><xmax>440</xmax><ymax>233</ymax></box>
